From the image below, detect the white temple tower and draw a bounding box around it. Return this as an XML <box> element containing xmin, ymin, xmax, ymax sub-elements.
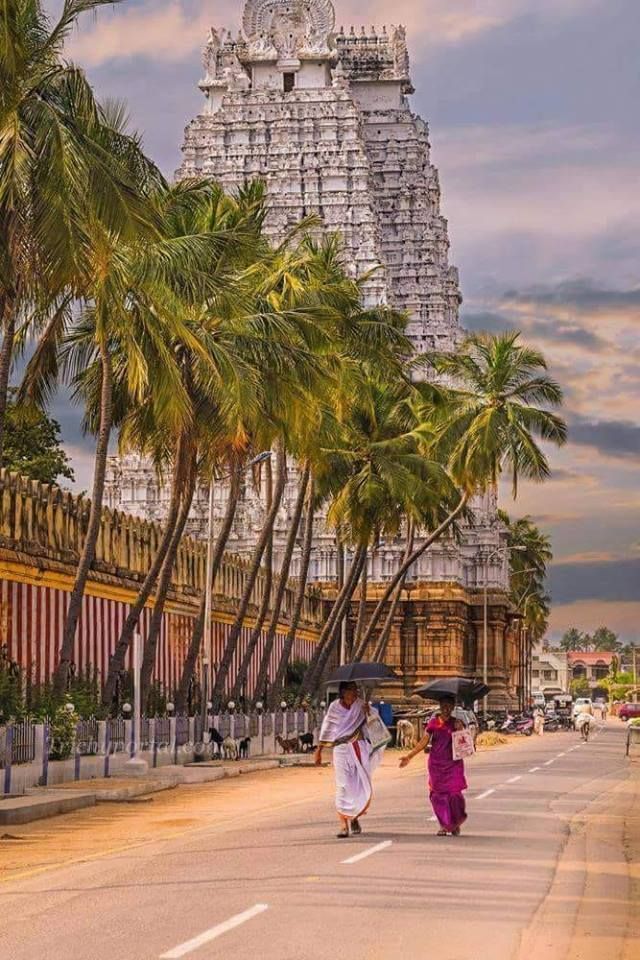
<box><xmin>106</xmin><ymin>0</ymin><xmax>508</xmax><ymax>606</ymax></box>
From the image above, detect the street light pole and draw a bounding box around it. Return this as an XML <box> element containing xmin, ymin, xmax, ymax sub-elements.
<box><xmin>482</xmin><ymin>544</ymin><xmax>526</xmax><ymax>716</ymax></box>
<box><xmin>483</xmin><ymin>554</ymin><xmax>489</xmax><ymax>716</ymax></box>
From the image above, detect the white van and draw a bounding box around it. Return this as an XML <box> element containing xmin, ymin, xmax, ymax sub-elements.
<box><xmin>572</xmin><ymin>697</ymin><xmax>593</xmax><ymax>717</ymax></box>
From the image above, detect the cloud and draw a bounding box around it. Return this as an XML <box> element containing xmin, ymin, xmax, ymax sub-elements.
<box><xmin>548</xmin><ymin>556</ymin><xmax>640</xmax><ymax>604</ymax></box>
<box><xmin>548</xmin><ymin>600</ymin><xmax>640</xmax><ymax>643</ymax></box>
<box><xmin>505</xmin><ymin>279</ymin><xmax>640</xmax><ymax>314</ymax></box>
<box><xmin>67</xmin><ymin>1</ymin><xmax>222</xmax><ymax>66</ymax></box>
<box><xmin>64</xmin><ymin>0</ymin><xmax>605</xmax><ymax>67</ymax></box>
<box><xmin>568</xmin><ymin>414</ymin><xmax>640</xmax><ymax>461</ymax></box>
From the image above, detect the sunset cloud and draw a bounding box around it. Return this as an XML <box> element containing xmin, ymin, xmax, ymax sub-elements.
<box><xmin>65</xmin><ymin>0</ymin><xmax>604</xmax><ymax>67</ymax></box>
<box><xmin>46</xmin><ymin>0</ymin><xmax>639</xmax><ymax>638</ymax></box>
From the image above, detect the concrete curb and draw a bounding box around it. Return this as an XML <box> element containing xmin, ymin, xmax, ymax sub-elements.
<box><xmin>0</xmin><ymin>791</ymin><xmax>96</xmax><ymax>826</ymax></box>
<box><xmin>0</xmin><ymin>755</ymin><xmax>315</xmax><ymax>825</ymax></box>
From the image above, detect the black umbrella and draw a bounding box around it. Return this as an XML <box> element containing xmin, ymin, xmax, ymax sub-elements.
<box><xmin>415</xmin><ymin>677</ymin><xmax>491</xmax><ymax>705</ymax></box>
<box><xmin>325</xmin><ymin>662</ymin><xmax>398</xmax><ymax>685</ymax></box>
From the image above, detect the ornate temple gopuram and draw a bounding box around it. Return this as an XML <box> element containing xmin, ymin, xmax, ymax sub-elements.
<box><xmin>105</xmin><ymin>1</ymin><xmax>519</xmax><ymax>706</ymax></box>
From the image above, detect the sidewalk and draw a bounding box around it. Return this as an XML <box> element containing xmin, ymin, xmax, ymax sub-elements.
<box><xmin>0</xmin><ymin>755</ymin><xmax>309</xmax><ymax>826</ymax></box>
<box><xmin>518</xmin><ymin>755</ymin><xmax>640</xmax><ymax>960</ymax></box>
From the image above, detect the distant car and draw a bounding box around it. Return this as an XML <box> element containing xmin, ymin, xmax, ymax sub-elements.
<box><xmin>619</xmin><ymin>702</ymin><xmax>640</xmax><ymax>722</ymax></box>
<box><xmin>572</xmin><ymin>698</ymin><xmax>593</xmax><ymax>717</ymax></box>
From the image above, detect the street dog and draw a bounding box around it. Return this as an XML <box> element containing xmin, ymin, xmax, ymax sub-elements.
<box><xmin>238</xmin><ymin>737</ymin><xmax>251</xmax><ymax>759</ymax></box>
<box><xmin>276</xmin><ymin>735</ymin><xmax>299</xmax><ymax>754</ymax></box>
<box><xmin>222</xmin><ymin>736</ymin><xmax>238</xmax><ymax>761</ymax></box>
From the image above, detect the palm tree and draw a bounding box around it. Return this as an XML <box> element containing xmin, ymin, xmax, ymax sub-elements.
<box><xmin>1</xmin><ymin>0</ymin><xmax>159</xmax><ymax>461</ymax></box>
<box><xmin>101</xmin><ymin>181</ymin><xmax>268</xmax><ymax>705</ymax></box>
<box><xmin>174</xmin><ymin>464</ymin><xmax>242</xmax><ymax>714</ymax></box>
<box><xmin>212</xmin><ymin>441</ymin><xmax>287</xmax><ymax>705</ymax></box>
<box><xmin>228</xmin><ymin>453</ymin><xmax>280</xmax><ymax>703</ymax></box>
<box><xmin>298</xmin><ymin>376</ymin><xmax>454</xmax><ymax>700</ymax></box>
<box><xmin>353</xmin><ymin>331</ymin><xmax>567</xmax><ymax>659</ymax></box>
<box><xmin>268</xmin><ymin>472</ymin><xmax>316</xmax><ymax>708</ymax></box>
<box><xmin>245</xmin><ymin>461</ymin><xmax>311</xmax><ymax>705</ymax></box>
<box><xmin>23</xmin><ymin>180</ymin><xmax>234</xmax><ymax>696</ymax></box>
<box><xmin>140</xmin><ymin>455</ymin><xmax>198</xmax><ymax>704</ymax></box>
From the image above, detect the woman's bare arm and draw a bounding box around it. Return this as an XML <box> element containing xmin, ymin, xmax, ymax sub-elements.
<box><xmin>399</xmin><ymin>732</ymin><xmax>430</xmax><ymax>767</ymax></box>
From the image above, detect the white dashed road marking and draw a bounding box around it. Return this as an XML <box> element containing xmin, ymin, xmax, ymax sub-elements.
<box><xmin>528</xmin><ymin>767</ymin><xmax>541</xmax><ymax>773</ymax></box>
<box><xmin>506</xmin><ymin>775</ymin><xmax>522</xmax><ymax>783</ymax></box>
<box><xmin>341</xmin><ymin>841</ymin><xmax>393</xmax><ymax>865</ymax></box>
<box><xmin>475</xmin><ymin>788</ymin><xmax>496</xmax><ymax>800</ymax></box>
<box><xmin>160</xmin><ymin>905</ymin><xmax>269</xmax><ymax>959</ymax></box>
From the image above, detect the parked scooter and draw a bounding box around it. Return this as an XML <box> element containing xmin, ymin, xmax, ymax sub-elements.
<box><xmin>501</xmin><ymin>713</ymin><xmax>534</xmax><ymax>736</ymax></box>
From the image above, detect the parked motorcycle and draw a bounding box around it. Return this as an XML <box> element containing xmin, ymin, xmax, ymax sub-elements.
<box><xmin>501</xmin><ymin>713</ymin><xmax>534</xmax><ymax>736</ymax></box>
<box><xmin>543</xmin><ymin>713</ymin><xmax>562</xmax><ymax>732</ymax></box>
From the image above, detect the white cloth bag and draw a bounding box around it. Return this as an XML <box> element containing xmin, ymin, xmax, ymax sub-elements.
<box><xmin>452</xmin><ymin>728</ymin><xmax>475</xmax><ymax>760</ymax></box>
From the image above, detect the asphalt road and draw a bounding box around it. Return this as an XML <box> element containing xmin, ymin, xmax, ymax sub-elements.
<box><xmin>1</xmin><ymin>723</ymin><xmax>636</xmax><ymax>960</ymax></box>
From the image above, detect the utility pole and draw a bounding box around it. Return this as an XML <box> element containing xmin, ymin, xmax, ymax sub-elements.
<box><xmin>125</xmin><ymin>632</ymin><xmax>148</xmax><ymax>775</ymax></box>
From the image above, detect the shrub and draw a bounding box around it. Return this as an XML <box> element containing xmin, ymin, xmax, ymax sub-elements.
<box><xmin>48</xmin><ymin>703</ymin><xmax>77</xmax><ymax>760</ymax></box>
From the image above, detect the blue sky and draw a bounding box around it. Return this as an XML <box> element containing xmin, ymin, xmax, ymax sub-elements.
<box><xmin>51</xmin><ymin>1</ymin><xmax>640</xmax><ymax>641</ymax></box>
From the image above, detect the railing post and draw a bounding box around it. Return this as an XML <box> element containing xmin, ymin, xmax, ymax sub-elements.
<box><xmin>104</xmin><ymin>722</ymin><xmax>111</xmax><ymax>778</ymax></box>
<box><xmin>74</xmin><ymin>724</ymin><xmax>81</xmax><ymax>781</ymax></box>
<box><xmin>170</xmin><ymin>717</ymin><xmax>177</xmax><ymax>764</ymax></box>
<box><xmin>97</xmin><ymin>721</ymin><xmax>107</xmax><ymax>757</ymax></box>
<box><xmin>3</xmin><ymin>725</ymin><xmax>13</xmax><ymax>796</ymax></box>
<box><xmin>41</xmin><ymin>723</ymin><xmax>50</xmax><ymax>787</ymax></box>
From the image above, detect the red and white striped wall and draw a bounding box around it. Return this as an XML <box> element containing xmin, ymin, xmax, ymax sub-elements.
<box><xmin>0</xmin><ymin>575</ymin><xmax>318</xmax><ymax>698</ymax></box>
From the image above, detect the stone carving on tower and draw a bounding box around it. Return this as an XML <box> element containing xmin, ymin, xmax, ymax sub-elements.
<box><xmin>106</xmin><ymin>0</ymin><xmax>511</xmax><ymax>700</ymax></box>
<box><xmin>243</xmin><ymin>0</ymin><xmax>335</xmax><ymax>60</ymax></box>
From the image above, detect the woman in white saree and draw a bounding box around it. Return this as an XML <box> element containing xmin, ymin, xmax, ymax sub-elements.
<box><xmin>315</xmin><ymin>682</ymin><xmax>384</xmax><ymax>838</ymax></box>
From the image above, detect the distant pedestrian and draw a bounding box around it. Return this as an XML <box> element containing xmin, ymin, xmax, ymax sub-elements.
<box><xmin>533</xmin><ymin>707</ymin><xmax>545</xmax><ymax>736</ymax></box>
<box><xmin>315</xmin><ymin>682</ymin><xmax>384</xmax><ymax>839</ymax></box>
<box><xmin>399</xmin><ymin>695</ymin><xmax>468</xmax><ymax>837</ymax></box>
<box><xmin>575</xmin><ymin>711</ymin><xmax>592</xmax><ymax>741</ymax></box>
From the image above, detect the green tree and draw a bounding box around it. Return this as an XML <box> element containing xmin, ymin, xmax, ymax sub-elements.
<box><xmin>560</xmin><ymin>628</ymin><xmax>588</xmax><ymax>652</ymax></box>
<box><xmin>24</xmin><ymin>177</ymin><xmax>226</xmax><ymax>697</ymax></box>
<box><xmin>570</xmin><ymin>678</ymin><xmax>591</xmax><ymax>698</ymax></box>
<box><xmin>299</xmin><ymin>373</ymin><xmax>457</xmax><ymax>699</ymax></box>
<box><xmin>354</xmin><ymin>331</ymin><xmax>567</xmax><ymax>659</ymax></box>
<box><xmin>0</xmin><ymin>645</ymin><xmax>23</xmax><ymax>720</ymax></box>
<box><xmin>0</xmin><ymin>0</ymin><xmax>155</xmax><ymax>463</ymax></box>
<box><xmin>590</xmin><ymin>626</ymin><xmax>622</xmax><ymax>653</ymax></box>
<box><xmin>1</xmin><ymin>390</ymin><xmax>73</xmax><ymax>484</ymax></box>
<box><xmin>501</xmin><ymin>512</ymin><xmax>552</xmax><ymax>646</ymax></box>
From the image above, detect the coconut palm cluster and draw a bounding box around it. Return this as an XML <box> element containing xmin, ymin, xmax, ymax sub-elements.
<box><xmin>1</xmin><ymin>2</ymin><xmax>567</xmax><ymax>711</ymax></box>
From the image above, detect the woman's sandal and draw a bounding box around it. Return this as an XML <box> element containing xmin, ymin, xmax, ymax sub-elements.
<box><xmin>452</xmin><ymin>828</ymin><xmax>461</xmax><ymax>836</ymax></box>
<box><xmin>336</xmin><ymin>827</ymin><xmax>350</xmax><ymax>839</ymax></box>
<box><xmin>351</xmin><ymin>820</ymin><xmax>362</xmax><ymax>836</ymax></box>
<box><xmin>437</xmin><ymin>828</ymin><xmax>448</xmax><ymax>836</ymax></box>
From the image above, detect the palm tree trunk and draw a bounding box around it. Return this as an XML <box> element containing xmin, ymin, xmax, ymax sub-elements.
<box><xmin>251</xmin><ymin>462</ymin><xmax>310</xmax><ymax>705</ymax></box>
<box><xmin>212</xmin><ymin>442</ymin><xmax>287</xmax><ymax>706</ymax></box>
<box><xmin>371</xmin><ymin>522</ymin><xmax>415</xmax><ymax>663</ymax></box>
<box><xmin>102</xmin><ymin>443</ymin><xmax>186</xmax><ymax>707</ymax></box>
<box><xmin>269</xmin><ymin>473</ymin><xmax>315</xmax><ymax>709</ymax></box>
<box><xmin>140</xmin><ymin>464</ymin><xmax>196</xmax><ymax>704</ymax></box>
<box><xmin>298</xmin><ymin>544</ymin><xmax>367</xmax><ymax>702</ymax></box>
<box><xmin>0</xmin><ymin>297</ymin><xmax>16</xmax><ymax>464</ymax></box>
<box><xmin>53</xmin><ymin>343</ymin><xmax>113</xmax><ymax>697</ymax></box>
<box><xmin>174</xmin><ymin>466</ymin><xmax>241</xmax><ymax>714</ymax></box>
<box><xmin>354</xmin><ymin>491</ymin><xmax>470</xmax><ymax>661</ymax></box>
<box><xmin>230</xmin><ymin>458</ymin><xmax>276</xmax><ymax>703</ymax></box>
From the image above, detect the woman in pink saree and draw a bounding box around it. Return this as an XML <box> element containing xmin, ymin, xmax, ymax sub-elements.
<box><xmin>400</xmin><ymin>695</ymin><xmax>468</xmax><ymax>836</ymax></box>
